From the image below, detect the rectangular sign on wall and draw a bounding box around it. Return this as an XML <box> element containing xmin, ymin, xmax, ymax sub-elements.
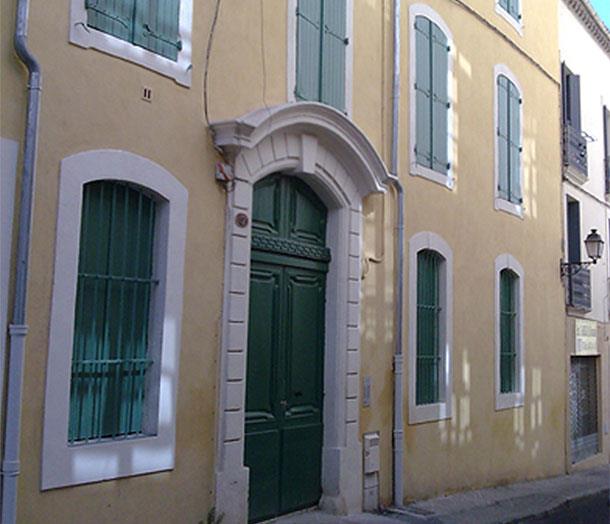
<box><xmin>574</xmin><ymin>319</ymin><xmax>598</xmax><ymax>355</ymax></box>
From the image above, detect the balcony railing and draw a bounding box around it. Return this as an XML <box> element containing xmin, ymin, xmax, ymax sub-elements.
<box><xmin>566</xmin><ymin>268</ymin><xmax>591</xmax><ymax>311</ymax></box>
<box><xmin>563</xmin><ymin>124</ymin><xmax>588</xmax><ymax>180</ymax></box>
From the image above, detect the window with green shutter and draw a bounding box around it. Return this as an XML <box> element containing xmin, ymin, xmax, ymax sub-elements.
<box><xmin>85</xmin><ymin>0</ymin><xmax>182</xmax><ymax>61</ymax></box>
<box><xmin>416</xmin><ymin>249</ymin><xmax>443</xmax><ymax>405</ymax></box>
<box><xmin>497</xmin><ymin>74</ymin><xmax>522</xmax><ymax>205</ymax></box>
<box><xmin>414</xmin><ymin>16</ymin><xmax>450</xmax><ymax>175</ymax></box>
<box><xmin>69</xmin><ymin>180</ymin><xmax>157</xmax><ymax>443</ymax></box>
<box><xmin>296</xmin><ymin>0</ymin><xmax>347</xmax><ymax>112</ymax></box>
<box><xmin>499</xmin><ymin>269</ymin><xmax>518</xmax><ymax>393</ymax></box>
<box><xmin>498</xmin><ymin>0</ymin><xmax>521</xmax><ymax>23</ymax></box>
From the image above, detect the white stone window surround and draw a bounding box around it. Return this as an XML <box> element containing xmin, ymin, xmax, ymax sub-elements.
<box><xmin>495</xmin><ymin>1</ymin><xmax>523</xmax><ymax>36</ymax></box>
<box><xmin>494</xmin><ymin>253</ymin><xmax>525</xmax><ymax>411</ymax></box>
<box><xmin>69</xmin><ymin>0</ymin><xmax>193</xmax><ymax>87</ymax></box>
<box><xmin>494</xmin><ymin>64</ymin><xmax>525</xmax><ymax>219</ymax></box>
<box><xmin>42</xmin><ymin>150</ymin><xmax>188</xmax><ymax>490</ymax></box>
<box><xmin>286</xmin><ymin>0</ymin><xmax>354</xmax><ymax>116</ymax></box>
<box><xmin>408</xmin><ymin>231</ymin><xmax>453</xmax><ymax>424</ymax></box>
<box><xmin>409</xmin><ymin>3</ymin><xmax>455</xmax><ymax>190</ymax></box>
<box><xmin>210</xmin><ymin>102</ymin><xmax>388</xmax><ymax>523</ymax></box>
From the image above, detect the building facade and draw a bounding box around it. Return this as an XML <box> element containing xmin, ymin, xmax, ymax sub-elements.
<box><xmin>0</xmin><ymin>1</ymin><xmax>587</xmax><ymax>523</ymax></box>
<box><xmin>559</xmin><ymin>0</ymin><xmax>610</xmax><ymax>471</ymax></box>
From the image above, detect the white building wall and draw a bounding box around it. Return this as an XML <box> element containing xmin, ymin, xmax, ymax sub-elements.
<box><xmin>559</xmin><ymin>1</ymin><xmax>610</xmax><ymax>325</ymax></box>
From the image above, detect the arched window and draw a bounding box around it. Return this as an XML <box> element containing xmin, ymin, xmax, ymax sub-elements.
<box><xmin>43</xmin><ymin>150</ymin><xmax>188</xmax><ymax>489</ymax></box>
<box><xmin>409</xmin><ymin>232</ymin><xmax>453</xmax><ymax>423</ymax></box>
<box><xmin>495</xmin><ymin>254</ymin><xmax>525</xmax><ymax>410</ymax></box>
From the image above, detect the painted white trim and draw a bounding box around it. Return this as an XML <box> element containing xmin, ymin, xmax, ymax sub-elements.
<box><xmin>211</xmin><ymin>102</ymin><xmax>388</xmax><ymax>522</ymax></box>
<box><xmin>0</xmin><ymin>138</ymin><xmax>19</xmax><ymax>432</ymax></box>
<box><xmin>494</xmin><ymin>253</ymin><xmax>525</xmax><ymax>411</ymax></box>
<box><xmin>69</xmin><ymin>0</ymin><xmax>193</xmax><ymax>86</ymax></box>
<box><xmin>287</xmin><ymin>0</ymin><xmax>354</xmax><ymax>116</ymax></box>
<box><xmin>42</xmin><ymin>150</ymin><xmax>188</xmax><ymax>489</ymax></box>
<box><xmin>493</xmin><ymin>64</ymin><xmax>524</xmax><ymax>218</ymax></box>
<box><xmin>409</xmin><ymin>4</ymin><xmax>455</xmax><ymax>190</ymax></box>
<box><xmin>408</xmin><ymin>231</ymin><xmax>453</xmax><ymax>424</ymax></box>
<box><xmin>495</xmin><ymin>1</ymin><xmax>523</xmax><ymax>36</ymax></box>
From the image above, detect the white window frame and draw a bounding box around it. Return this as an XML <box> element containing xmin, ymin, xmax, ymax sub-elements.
<box><xmin>286</xmin><ymin>0</ymin><xmax>354</xmax><ymax>116</ymax></box>
<box><xmin>69</xmin><ymin>0</ymin><xmax>193</xmax><ymax>87</ymax></box>
<box><xmin>494</xmin><ymin>64</ymin><xmax>524</xmax><ymax>218</ymax></box>
<box><xmin>42</xmin><ymin>150</ymin><xmax>188</xmax><ymax>489</ymax></box>
<box><xmin>495</xmin><ymin>0</ymin><xmax>523</xmax><ymax>36</ymax></box>
<box><xmin>409</xmin><ymin>4</ymin><xmax>455</xmax><ymax>190</ymax></box>
<box><xmin>494</xmin><ymin>253</ymin><xmax>525</xmax><ymax>411</ymax></box>
<box><xmin>408</xmin><ymin>231</ymin><xmax>453</xmax><ymax>424</ymax></box>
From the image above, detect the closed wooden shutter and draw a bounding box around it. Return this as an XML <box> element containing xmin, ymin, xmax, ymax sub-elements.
<box><xmin>69</xmin><ymin>181</ymin><xmax>156</xmax><ymax>443</ymax></box>
<box><xmin>415</xmin><ymin>16</ymin><xmax>448</xmax><ymax>174</ymax></box>
<box><xmin>296</xmin><ymin>0</ymin><xmax>346</xmax><ymax>112</ymax></box>
<box><xmin>134</xmin><ymin>0</ymin><xmax>182</xmax><ymax>61</ymax></box>
<box><xmin>416</xmin><ymin>250</ymin><xmax>442</xmax><ymax>405</ymax></box>
<box><xmin>497</xmin><ymin>75</ymin><xmax>510</xmax><ymax>199</ymax></box>
<box><xmin>296</xmin><ymin>0</ymin><xmax>322</xmax><ymax>102</ymax></box>
<box><xmin>508</xmin><ymin>81</ymin><xmax>522</xmax><ymax>203</ymax></box>
<box><xmin>499</xmin><ymin>269</ymin><xmax>517</xmax><ymax>393</ymax></box>
<box><xmin>85</xmin><ymin>0</ymin><xmax>135</xmax><ymax>42</ymax></box>
<box><xmin>414</xmin><ymin>16</ymin><xmax>432</xmax><ymax>169</ymax></box>
<box><xmin>508</xmin><ymin>0</ymin><xmax>520</xmax><ymax>20</ymax></box>
<box><xmin>603</xmin><ymin>106</ymin><xmax>610</xmax><ymax>194</ymax></box>
<box><xmin>320</xmin><ymin>0</ymin><xmax>347</xmax><ymax>111</ymax></box>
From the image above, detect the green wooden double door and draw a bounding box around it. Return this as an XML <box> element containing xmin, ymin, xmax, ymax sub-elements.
<box><xmin>245</xmin><ymin>175</ymin><xmax>329</xmax><ymax>522</ymax></box>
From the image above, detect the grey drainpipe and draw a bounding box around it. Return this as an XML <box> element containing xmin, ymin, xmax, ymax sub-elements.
<box><xmin>2</xmin><ymin>0</ymin><xmax>41</xmax><ymax>522</ymax></box>
<box><xmin>388</xmin><ymin>0</ymin><xmax>405</xmax><ymax>509</ymax></box>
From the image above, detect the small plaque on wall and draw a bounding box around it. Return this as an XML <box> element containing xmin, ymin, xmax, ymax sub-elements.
<box><xmin>575</xmin><ymin>319</ymin><xmax>598</xmax><ymax>355</ymax></box>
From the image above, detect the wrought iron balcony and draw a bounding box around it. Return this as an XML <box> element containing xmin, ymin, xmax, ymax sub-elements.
<box><xmin>566</xmin><ymin>267</ymin><xmax>591</xmax><ymax>311</ymax></box>
<box><xmin>563</xmin><ymin>123</ymin><xmax>588</xmax><ymax>181</ymax></box>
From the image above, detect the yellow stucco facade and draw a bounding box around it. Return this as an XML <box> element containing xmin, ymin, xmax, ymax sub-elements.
<box><xmin>0</xmin><ymin>1</ymin><xmax>588</xmax><ymax>522</ymax></box>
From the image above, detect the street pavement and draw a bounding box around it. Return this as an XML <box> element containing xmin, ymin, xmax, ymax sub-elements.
<box><xmin>270</xmin><ymin>465</ymin><xmax>609</xmax><ymax>523</ymax></box>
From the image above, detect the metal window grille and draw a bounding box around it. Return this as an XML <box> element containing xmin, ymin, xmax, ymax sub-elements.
<box><xmin>570</xmin><ymin>356</ymin><xmax>599</xmax><ymax>463</ymax></box>
<box><xmin>416</xmin><ymin>250</ymin><xmax>443</xmax><ymax>405</ymax></box>
<box><xmin>499</xmin><ymin>269</ymin><xmax>518</xmax><ymax>393</ymax></box>
<box><xmin>69</xmin><ymin>180</ymin><xmax>157</xmax><ymax>444</ymax></box>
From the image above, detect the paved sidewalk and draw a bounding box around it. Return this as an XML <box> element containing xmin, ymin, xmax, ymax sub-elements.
<box><xmin>271</xmin><ymin>465</ymin><xmax>609</xmax><ymax>524</ymax></box>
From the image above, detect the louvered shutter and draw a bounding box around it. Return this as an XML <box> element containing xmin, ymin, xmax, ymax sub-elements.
<box><xmin>133</xmin><ymin>0</ymin><xmax>182</xmax><ymax>61</ymax></box>
<box><xmin>415</xmin><ymin>16</ymin><xmax>432</xmax><ymax>169</ymax></box>
<box><xmin>508</xmin><ymin>81</ymin><xmax>521</xmax><ymax>203</ymax></box>
<box><xmin>320</xmin><ymin>0</ymin><xmax>347</xmax><ymax>111</ymax></box>
<box><xmin>86</xmin><ymin>0</ymin><xmax>135</xmax><ymax>42</ymax></box>
<box><xmin>499</xmin><ymin>0</ymin><xmax>509</xmax><ymax>10</ymax></box>
<box><xmin>568</xmin><ymin>73</ymin><xmax>582</xmax><ymax>131</ymax></box>
<box><xmin>604</xmin><ymin>107</ymin><xmax>610</xmax><ymax>194</ymax></box>
<box><xmin>508</xmin><ymin>0</ymin><xmax>520</xmax><ymax>20</ymax></box>
<box><xmin>497</xmin><ymin>76</ymin><xmax>510</xmax><ymax>199</ymax></box>
<box><xmin>431</xmin><ymin>22</ymin><xmax>449</xmax><ymax>174</ymax></box>
<box><xmin>296</xmin><ymin>0</ymin><xmax>322</xmax><ymax>102</ymax></box>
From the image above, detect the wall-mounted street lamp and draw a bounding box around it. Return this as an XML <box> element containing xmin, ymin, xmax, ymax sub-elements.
<box><xmin>560</xmin><ymin>229</ymin><xmax>605</xmax><ymax>277</ymax></box>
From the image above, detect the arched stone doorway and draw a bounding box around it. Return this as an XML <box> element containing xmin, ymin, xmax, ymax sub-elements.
<box><xmin>211</xmin><ymin>102</ymin><xmax>389</xmax><ymax>523</ymax></box>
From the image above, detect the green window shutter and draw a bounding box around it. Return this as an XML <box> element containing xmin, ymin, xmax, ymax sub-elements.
<box><xmin>86</xmin><ymin>0</ymin><xmax>135</xmax><ymax>42</ymax></box>
<box><xmin>69</xmin><ymin>181</ymin><xmax>156</xmax><ymax>443</ymax></box>
<box><xmin>416</xmin><ymin>250</ymin><xmax>442</xmax><ymax>405</ymax></box>
<box><xmin>497</xmin><ymin>75</ymin><xmax>510</xmax><ymax>199</ymax></box>
<box><xmin>414</xmin><ymin>16</ymin><xmax>432</xmax><ymax>169</ymax></box>
<box><xmin>431</xmin><ymin>22</ymin><xmax>449</xmax><ymax>174</ymax></box>
<box><xmin>133</xmin><ymin>0</ymin><xmax>182</xmax><ymax>61</ymax></box>
<box><xmin>296</xmin><ymin>0</ymin><xmax>322</xmax><ymax>102</ymax></box>
<box><xmin>320</xmin><ymin>0</ymin><xmax>347</xmax><ymax>111</ymax></box>
<box><xmin>508</xmin><ymin>0</ymin><xmax>520</xmax><ymax>20</ymax></box>
<box><xmin>499</xmin><ymin>0</ymin><xmax>509</xmax><ymax>10</ymax></box>
<box><xmin>508</xmin><ymin>81</ymin><xmax>522</xmax><ymax>203</ymax></box>
<box><xmin>500</xmin><ymin>269</ymin><xmax>517</xmax><ymax>393</ymax></box>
